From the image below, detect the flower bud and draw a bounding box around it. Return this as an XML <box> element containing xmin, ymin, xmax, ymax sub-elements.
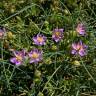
<box><xmin>51</xmin><ymin>45</ymin><xmax>58</xmax><ymax>50</ymax></box>
<box><xmin>7</xmin><ymin>32</ymin><xmax>15</xmax><ymax>39</ymax></box>
<box><xmin>38</xmin><ymin>92</ymin><xmax>44</xmax><ymax>96</ymax></box>
<box><xmin>64</xmin><ymin>9</ymin><xmax>70</xmax><ymax>15</ymax></box>
<box><xmin>3</xmin><ymin>40</ymin><xmax>9</xmax><ymax>48</ymax></box>
<box><xmin>19</xmin><ymin>0</ymin><xmax>25</xmax><ymax>4</ymax></box>
<box><xmin>34</xmin><ymin>70</ymin><xmax>41</xmax><ymax>78</ymax></box>
<box><xmin>44</xmin><ymin>21</ymin><xmax>49</xmax><ymax>26</ymax></box>
<box><xmin>10</xmin><ymin>5</ymin><xmax>16</xmax><ymax>13</ymax></box>
<box><xmin>34</xmin><ymin>78</ymin><xmax>41</xmax><ymax>83</ymax></box>
<box><xmin>44</xmin><ymin>58</ymin><xmax>52</xmax><ymax>65</ymax></box>
<box><xmin>73</xmin><ymin>60</ymin><xmax>80</xmax><ymax>66</ymax></box>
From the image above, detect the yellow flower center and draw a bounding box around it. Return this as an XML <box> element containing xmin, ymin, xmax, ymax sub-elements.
<box><xmin>37</xmin><ymin>37</ymin><xmax>43</xmax><ymax>43</ymax></box>
<box><xmin>55</xmin><ymin>32</ymin><xmax>60</xmax><ymax>37</ymax></box>
<box><xmin>16</xmin><ymin>55</ymin><xmax>22</xmax><ymax>61</ymax></box>
<box><xmin>31</xmin><ymin>52</ymin><xmax>39</xmax><ymax>59</ymax></box>
<box><xmin>76</xmin><ymin>45</ymin><xmax>83</xmax><ymax>51</ymax></box>
<box><xmin>76</xmin><ymin>45</ymin><xmax>81</xmax><ymax>50</ymax></box>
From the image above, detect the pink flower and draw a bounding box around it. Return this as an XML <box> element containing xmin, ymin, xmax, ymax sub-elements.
<box><xmin>10</xmin><ymin>50</ymin><xmax>25</xmax><ymax>66</ymax></box>
<box><xmin>0</xmin><ymin>28</ymin><xmax>6</xmax><ymax>39</ymax></box>
<box><xmin>33</xmin><ymin>34</ymin><xmax>47</xmax><ymax>46</ymax></box>
<box><xmin>28</xmin><ymin>49</ymin><xmax>43</xmax><ymax>63</ymax></box>
<box><xmin>52</xmin><ymin>28</ymin><xmax>64</xmax><ymax>42</ymax></box>
<box><xmin>71</xmin><ymin>41</ymin><xmax>87</xmax><ymax>56</ymax></box>
<box><xmin>76</xmin><ymin>23</ymin><xmax>86</xmax><ymax>36</ymax></box>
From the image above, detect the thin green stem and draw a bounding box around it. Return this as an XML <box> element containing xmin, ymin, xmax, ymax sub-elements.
<box><xmin>80</xmin><ymin>57</ymin><xmax>96</xmax><ymax>84</ymax></box>
<box><xmin>42</xmin><ymin>65</ymin><xmax>61</xmax><ymax>92</ymax></box>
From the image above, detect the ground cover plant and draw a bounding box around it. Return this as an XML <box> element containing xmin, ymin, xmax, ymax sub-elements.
<box><xmin>0</xmin><ymin>0</ymin><xmax>96</xmax><ymax>96</ymax></box>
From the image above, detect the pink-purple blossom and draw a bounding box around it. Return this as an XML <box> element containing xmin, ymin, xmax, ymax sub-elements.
<box><xmin>28</xmin><ymin>49</ymin><xmax>43</xmax><ymax>63</ymax></box>
<box><xmin>76</xmin><ymin>23</ymin><xmax>86</xmax><ymax>36</ymax></box>
<box><xmin>33</xmin><ymin>34</ymin><xmax>47</xmax><ymax>46</ymax></box>
<box><xmin>71</xmin><ymin>41</ymin><xmax>87</xmax><ymax>56</ymax></box>
<box><xmin>0</xmin><ymin>28</ymin><xmax>6</xmax><ymax>39</ymax></box>
<box><xmin>10</xmin><ymin>50</ymin><xmax>25</xmax><ymax>66</ymax></box>
<box><xmin>52</xmin><ymin>28</ymin><xmax>64</xmax><ymax>42</ymax></box>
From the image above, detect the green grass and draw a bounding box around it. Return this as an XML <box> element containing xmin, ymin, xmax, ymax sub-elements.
<box><xmin>0</xmin><ymin>0</ymin><xmax>96</xmax><ymax>96</ymax></box>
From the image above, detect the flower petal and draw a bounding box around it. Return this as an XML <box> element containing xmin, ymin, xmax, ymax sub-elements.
<box><xmin>71</xmin><ymin>49</ymin><xmax>77</xmax><ymax>54</ymax></box>
<box><xmin>79</xmin><ymin>49</ymin><xmax>86</xmax><ymax>56</ymax></box>
<box><xmin>10</xmin><ymin>57</ymin><xmax>17</xmax><ymax>63</ymax></box>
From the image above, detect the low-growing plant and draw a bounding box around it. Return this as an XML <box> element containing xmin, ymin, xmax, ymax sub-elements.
<box><xmin>0</xmin><ymin>0</ymin><xmax>96</xmax><ymax>96</ymax></box>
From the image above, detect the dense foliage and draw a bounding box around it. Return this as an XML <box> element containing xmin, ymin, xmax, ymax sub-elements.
<box><xmin>0</xmin><ymin>0</ymin><xmax>96</xmax><ymax>96</ymax></box>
